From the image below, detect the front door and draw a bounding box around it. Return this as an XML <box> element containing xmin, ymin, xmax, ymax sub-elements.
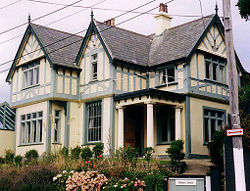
<box><xmin>124</xmin><ymin>105</ymin><xmax>144</xmax><ymax>155</ymax></box>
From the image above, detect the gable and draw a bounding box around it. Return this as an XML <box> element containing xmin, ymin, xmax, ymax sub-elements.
<box><xmin>17</xmin><ymin>33</ymin><xmax>44</xmax><ymax>66</ymax></box>
<box><xmin>198</xmin><ymin>24</ymin><xmax>226</xmax><ymax>57</ymax></box>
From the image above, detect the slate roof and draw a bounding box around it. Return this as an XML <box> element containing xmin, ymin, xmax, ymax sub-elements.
<box><xmin>94</xmin><ymin>15</ymin><xmax>214</xmax><ymax>67</ymax></box>
<box><xmin>30</xmin><ymin>24</ymin><xmax>83</xmax><ymax>69</ymax></box>
<box><xmin>95</xmin><ymin>21</ymin><xmax>152</xmax><ymax>67</ymax></box>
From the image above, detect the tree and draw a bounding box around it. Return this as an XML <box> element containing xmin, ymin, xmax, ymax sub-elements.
<box><xmin>237</xmin><ymin>0</ymin><xmax>250</xmax><ymax>21</ymax></box>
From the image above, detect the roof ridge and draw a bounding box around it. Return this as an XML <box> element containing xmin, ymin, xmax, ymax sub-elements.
<box><xmin>30</xmin><ymin>23</ymin><xmax>83</xmax><ymax>38</ymax></box>
<box><xmin>95</xmin><ymin>20</ymin><xmax>151</xmax><ymax>39</ymax></box>
<box><xmin>168</xmin><ymin>14</ymin><xmax>215</xmax><ymax>31</ymax></box>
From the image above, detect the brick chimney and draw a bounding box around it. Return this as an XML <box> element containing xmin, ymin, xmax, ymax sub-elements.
<box><xmin>104</xmin><ymin>18</ymin><xmax>115</xmax><ymax>26</ymax></box>
<box><xmin>155</xmin><ymin>3</ymin><xmax>172</xmax><ymax>35</ymax></box>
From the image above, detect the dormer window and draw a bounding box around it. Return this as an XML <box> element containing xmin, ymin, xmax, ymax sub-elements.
<box><xmin>205</xmin><ymin>56</ymin><xmax>226</xmax><ymax>83</ymax></box>
<box><xmin>91</xmin><ymin>54</ymin><xmax>98</xmax><ymax>80</ymax></box>
<box><xmin>22</xmin><ymin>59</ymin><xmax>40</xmax><ymax>89</ymax></box>
<box><xmin>159</xmin><ymin>67</ymin><xmax>175</xmax><ymax>85</ymax></box>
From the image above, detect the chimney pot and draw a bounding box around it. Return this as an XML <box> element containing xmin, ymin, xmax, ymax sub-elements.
<box><xmin>104</xmin><ymin>18</ymin><xmax>115</xmax><ymax>26</ymax></box>
<box><xmin>155</xmin><ymin>3</ymin><xmax>172</xmax><ymax>35</ymax></box>
<box><xmin>159</xmin><ymin>3</ymin><xmax>168</xmax><ymax>13</ymax></box>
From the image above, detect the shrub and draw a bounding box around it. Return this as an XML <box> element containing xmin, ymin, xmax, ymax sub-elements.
<box><xmin>81</xmin><ymin>147</ymin><xmax>93</xmax><ymax>161</ymax></box>
<box><xmin>65</xmin><ymin>171</ymin><xmax>108</xmax><ymax>190</ymax></box>
<box><xmin>93</xmin><ymin>143</ymin><xmax>104</xmax><ymax>158</ymax></box>
<box><xmin>14</xmin><ymin>155</ymin><xmax>23</xmax><ymax>166</ymax></box>
<box><xmin>60</xmin><ymin>147</ymin><xmax>69</xmax><ymax>158</ymax></box>
<box><xmin>120</xmin><ymin>145</ymin><xmax>139</xmax><ymax>166</ymax></box>
<box><xmin>0</xmin><ymin>168</ymin><xmax>16</xmax><ymax>190</ymax></box>
<box><xmin>5</xmin><ymin>150</ymin><xmax>14</xmax><ymax>163</ymax></box>
<box><xmin>144</xmin><ymin>147</ymin><xmax>155</xmax><ymax>164</ymax></box>
<box><xmin>166</xmin><ymin>140</ymin><xmax>185</xmax><ymax>165</ymax></box>
<box><xmin>25</xmin><ymin>149</ymin><xmax>39</xmax><ymax>162</ymax></box>
<box><xmin>14</xmin><ymin>164</ymin><xmax>59</xmax><ymax>190</ymax></box>
<box><xmin>71</xmin><ymin>146</ymin><xmax>81</xmax><ymax>160</ymax></box>
<box><xmin>207</xmin><ymin>130</ymin><xmax>225</xmax><ymax>168</ymax></box>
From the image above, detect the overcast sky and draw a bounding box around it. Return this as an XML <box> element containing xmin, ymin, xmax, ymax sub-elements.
<box><xmin>0</xmin><ymin>0</ymin><xmax>249</xmax><ymax>103</ymax></box>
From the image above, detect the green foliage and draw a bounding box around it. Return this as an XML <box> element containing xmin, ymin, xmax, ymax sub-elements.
<box><xmin>239</xmin><ymin>75</ymin><xmax>250</xmax><ymax>105</ymax></box>
<box><xmin>0</xmin><ymin>156</ymin><xmax>5</xmax><ymax>164</ymax></box>
<box><xmin>71</xmin><ymin>146</ymin><xmax>81</xmax><ymax>160</ymax></box>
<box><xmin>207</xmin><ymin>130</ymin><xmax>225</xmax><ymax>168</ymax></box>
<box><xmin>121</xmin><ymin>145</ymin><xmax>139</xmax><ymax>164</ymax></box>
<box><xmin>5</xmin><ymin>150</ymin><xmax>14</xmax><ymax>163</ymax></box>
<box><xmin>25</xmin><ymin>149</ymin><xmax>39</xmax><ymax>162</ymax></box>
<box><xmin>14</xmin><ymin>155</ymin><xmax>23</xmax><ymax>166</ymax></box>
<box><xmin>240</xmin><ymin>111</ymin><xmax>250</xmax><ymax>149</ymax></box>
<box><xmin>81</xmin><ymin>146</ymin><xmax>93</xmax><ymax>161</ymax></box>
<box><xmin>60</xmin><ymin>147</ymin><xmax>69</xmax><ymax>158</ymax></box>
<box><xmin>237</xmin><ymin>0</ymin><xmax>250</xmax><ymax>21</ymax></box>
<box><xmin>166</xmin><ymin>140</ymin><xmax>185</xmax><ymax>165</ymax></box>
<box><xmin>93</xmin><ymin>143</ymin><xmax>104</xmax><ymax>158</ymax></box>
<box><xmin>144</xmin><ymin>147</ymin><xmax>155</xmax><ymax>163</ymax></box>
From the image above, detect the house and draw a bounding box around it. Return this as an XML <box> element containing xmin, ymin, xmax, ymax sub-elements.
<box><xmin>5</xmin><ymin>4</ymin><xmax>247</xmax><ymax>158</ymax></box>
<box><xmin>0</xmin><ymin>102</ymin><xmax>15</xmax><ymax>156</ymax></box>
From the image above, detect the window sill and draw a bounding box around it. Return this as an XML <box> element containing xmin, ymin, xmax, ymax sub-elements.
<box><xmin>82</xmin><ymin>142</ymin><xmax>102</xmax><ymax>146</ymax></box>
<box><xmin>18</xmin><ymin>142</ymin><xmax>43</xmax><ymax>147</ymax></box>
<box><xmin>204</xmin><ymin>78</ymin><xmax>228</xmax><ymax>87</ymax></box>
<box><xmin>22</xmin><ymin>84</ymin><xmax>40</xmax><ymax>90</ymax></box>
<box><xmin>155</xmin><ymin>81</ymin><xmax>178</xmax><ymax>88</ymax></box>
<box><xmin>89</xmin><ymin>79</ymin><xmax>98</xmax><ymax>84</ymax></box>
<box><xmin>156</xmin><ymin>143</ymin><xmax>171</xmax><ymax>146</ymax></box>
<box><xmin>52</xmin><ymin>142</ymin><xmax>62</xmax><ymax>145</ymax></box>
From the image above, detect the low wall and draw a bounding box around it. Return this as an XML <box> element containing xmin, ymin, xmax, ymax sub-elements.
<box><xmin>0</xmin><ymin>129</ymin><xmax>15</xmax><ymax>156</ymax></box>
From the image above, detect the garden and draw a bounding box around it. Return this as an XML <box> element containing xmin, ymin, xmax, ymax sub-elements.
<box><xmin>0</xmin><ymin>140</ymin><xmax>187</xmax><ymax>191</ymax></box>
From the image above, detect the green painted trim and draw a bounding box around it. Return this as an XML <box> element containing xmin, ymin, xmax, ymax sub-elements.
<box><xmin>188</xmin><ymin>154</ymin><xmax>209</xmax><ymax>159</ymax></box>
<box><xmin>46</xmin><ymin>100</ymin><xmax>52</xmax><ymax>153</ymax></box>
<box><xmin>196</xmin><ymin>53</ymin><xmax>199</xmax><ymax>83</ymax></box>
<box><xmin>202</xmin><ymin>106</ymin><xmax>226</xmax><ymax>144</ymax></box>
<box><xmin>64</xmin><ymin>102</ymin><xmax>70</xmax><ymax>148</ymax></box>
<box><xmin>185</xmin><ymin>96</ymin><xmax>191</xmax><ymax>158</ymax></box>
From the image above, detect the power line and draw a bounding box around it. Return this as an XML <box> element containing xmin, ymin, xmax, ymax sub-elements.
<box><xmin>0</xmin><ymin>0</ymin><xmax>162</xmax><ymax>69</ymax></box>
<box><xmin>0</xmin><ymin>0</ymin><xmax>107</xmax><ymax>45</ymax></box>
<box><xmin>198</xmin><ymin>0</ymin><xmax>205</xmax><ymax>29</ymax></box>
<box><xmin>0</xmin><ymin>0</ymin><xmax>22</xmax><ymax>10</ymax></box>
<box><xmin>0</xmin><ymin>0</ymin><xmax>85</xmax><ymax>36</ymax></box>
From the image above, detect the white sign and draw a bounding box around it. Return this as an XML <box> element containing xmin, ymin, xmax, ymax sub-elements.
<box><xmin>226</xmin><ymin>128</ymin><xmax>244</xmax><ymax>136</ymax></box>
<box><xmin>175</xmin><ymin>179</ymin><xmax>197</xmax><ymax>186</ymax></box>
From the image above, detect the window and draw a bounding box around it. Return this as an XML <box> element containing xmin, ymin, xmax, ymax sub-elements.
<box><xmin>91</xmin><ymin>54</ymin><xmax>98</xmax><ymax>80</ymax></box>
<box><xmin>87</xmin><ymin>101</ymin><xmax>102</xmax><ymax>142</ymax></box>
<box><xmin>205</xmin><ymin>56</ymin><xmax>226</xmax><ymax>83</ymax></box>
<box><xmin>203</xmin><ymin>108</ymin><xmax>225</xmax><ymax>144</ymax></box>
<box><xmin>159</xmin><ymin>67</ymin><xmax>175</xmax><ymax>85</ymax></box>
<box><xmin>22</xmin><ymin>59</ymin><xmax>40</xmax><ymax>88</ymax></box>
<box><xmin>157</xmin><ymin>106</ymin><xmax>175</xmax><ymax>144</ymax></box>
<box><xmin>20</xmin><ymin>111</ymin><xmax>43</xmax><ymax>145</ymax></box>
<box><xmin>54</xmin><ymin>110</ymin><xmax>61</xmax><ymax>143</ymax></box>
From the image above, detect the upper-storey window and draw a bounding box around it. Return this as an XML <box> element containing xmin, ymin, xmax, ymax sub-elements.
<box><xmin>54</xmin><ymin>110</ymin><xmax>61</xmax><ymax>143</ymax></box>
<box><xmin>159</xmin><ymin>67</ymin><xmax>175</xmax><ymax>85</ymax></box>
<box><xmin>205</xmin><ymin>55</ymin><xmax>226</xmax><ymax>83</ymax></box>
<box><xmin>91</xmin><ymin>54</ymin><xmax>98</xmax><ymax>80</ymax></box>
<box><xmin>22</xmin><ymin>59</ymin><xmax>40</xmax><ymax>89</ymax></box>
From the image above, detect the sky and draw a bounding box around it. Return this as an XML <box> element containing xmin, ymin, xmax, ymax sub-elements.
<box><xmin>0</xmin><ymin>0</ymin><xmax>249</xmax><ymax>103</ymax></box>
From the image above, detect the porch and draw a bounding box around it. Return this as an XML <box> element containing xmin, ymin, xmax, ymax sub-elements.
<box><xmin>114</xmin><ymin>88</ymin><xmax>186</xmax><ymax>156</ymax></box>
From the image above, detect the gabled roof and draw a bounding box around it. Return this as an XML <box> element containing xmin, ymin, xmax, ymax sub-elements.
<box><xmin>148</xmin><ymin>15</ymin><xmax>214</xmax><ymax>66</ymax></box>
<box><xmin>94</xmin><ymin>21</ymin><xmax>152</xmax><ymax>67</ymax></box>
<box><xmin>6</xmin><ymin>23</ymin><xmax>83</xmax><ymax>82</ymax></box>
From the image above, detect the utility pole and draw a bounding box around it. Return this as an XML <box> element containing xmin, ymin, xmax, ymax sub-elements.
<box><xmin>222</xmin><ymin>0</ymin><xmax>246</xmax><ymax>190</ymax></box>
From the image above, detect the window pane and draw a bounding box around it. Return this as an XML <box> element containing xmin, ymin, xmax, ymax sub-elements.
<box><xmin>92</xmin><ymin>62</ymin><xmax>97</xmax><ymax>80</ymax></box>
<box><xmin>220</xmin><ymin>66</ymin><xmax>224</xmax><ymax>83</ymax></box>
<box><xmin>38</xmin><ymin>120</ymin><xmax>42</xmax><ymax>142</ymax></box>
<box><xmin>206</xmin><ymin>62</ymin><xmax>210</xmax><ymax>79</ymax></box>
<box><xmin>35</xmin><ymin>67</ymin><xmax>39</xmax><ymax>84</ymax></box>
<box><xmin>38</xmin><ymin>111</ymin><xmax>43</xmax><ymax>117</ymax></box>
<box><xmin>54</xmin><ymin>119</ymin><xmax>59</xmax><ymax>142</ymax></box>
<box><xmin>29</xmin><ymin>70</ymin><xmax>33</xmax><ymax>86</ymax></box>
<box><xmin>92</xmin><ymin>54</ymin><xmax>97</xmax><ymax>60</ymax></box>
<box><xmin>27</xmin><ymin>122</ymin><xmax>31</xmax><ymax>143</ymax></box>
<box><xmin>167</xmin><ymin>68</ymin><xmax>175</xmax><ymax>83</ymax></box>
<box><xmin>205</xmin><ymin>118</ymin><xmax>209</xmax><ymax>142</ymax></box>
<box><xmin>159</xmin><ymin>70</ymin><xmax>166</xmax><ymax>84</ymax></box>
<box><xmin>24</xmin><ymin>71</ymin><xmax>28</xmax><ymax>87</ymax></box>
<box><xmin>55</xmin><ymin>110</ymin><xmax>60</xmax><ymax>118</ymax></box>
<box><xmin>32</xmin><ymin>113</ymin><xmax>37</xmax><ymax>118</ymax></box>
<box><xmin>21</xmin><ymin>115</ymin><xmax>25</xmax><ymax>121</ymax></box>
<box><xmin>21</xmin><ymin>123</ymin><xmax>25</xmax><ymax>144</ymax></box>
<box><xmin>33</xmin><ymin>121</ymin><xmax>37</xmax><ymax>142</ymax></box>
<box><xmin>213</xmin><ymin>63</ymin><xmax>217</xmax><ymax>81</ymax></box>
<box><xmin>218</xmin><ymin>120</ymin><xmax>223</xmax><ymax>131</ymax></box>
<box><xmin>211</xmin><ymin>119</ymin><xmax>216</xmax><ymax>138</ymax></box>
<box><xmin>27</xmin><ymin>114</ymin><xmax>31</xmax><ymax>120</ymax></box>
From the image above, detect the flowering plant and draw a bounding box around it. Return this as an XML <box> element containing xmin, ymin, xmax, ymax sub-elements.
<box><xmin>103</xmin><ymin>177</ymin><xmax>146</xmax><ymax>191</ymax></box>
<box><xmin>53</xmin><ymin>170</ymin><xmax>75</xmax><ymax>190</ymax></box>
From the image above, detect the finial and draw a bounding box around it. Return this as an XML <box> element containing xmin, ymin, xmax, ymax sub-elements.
<box><xmin>91</xmin><ymin>9</ymin><xmax>94</xmax><ymax>21</ymax></box>
<box><xmin>28</xmin><ymin>13</ymin><xmax>31</xmax><ymax>24</ymax></box>
<box><xmin>215</xmin><ymin>1</ymin><xmax>218</xmax><ymax>15</ymax></box>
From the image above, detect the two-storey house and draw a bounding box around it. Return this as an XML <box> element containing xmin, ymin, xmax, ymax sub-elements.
<box><xmin>6</xmin><ymin>4</ymin><xmax>247</xmax><ymax>158</ymax></box>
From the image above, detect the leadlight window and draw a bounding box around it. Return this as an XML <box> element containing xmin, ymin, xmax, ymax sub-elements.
<box><xmin>203</xmin><ymin>108</ymin><xmax>225</xmax><ymax>144</ymax></box>
<box><xmin>20</xmin><ymin>111</ymin><xmax>43</xmax><ymax>145</ymax></box>
<box><xmin>159</xmin><ymin>67</ymin><xmax>175</xmax><ymax>85</ymax></box>
<box><xmin>91</xmin><ymin>54</ymin><xmax>98</xmax><ymax>80</ymax></box>
<box><xmin>87</xmin><ymin>101</ymin><xmax>102</xmax><ymax>142</ymax></box>
<box><xmin>22</xmin><ymin>59</ymin><xmax>40</xmax><ymax>88</ymax></box>
<box><xmin>54</xmin><ymin>110</ymin><xmax>61</xmax><ymax>143</ymax></box>
<box><xmin>205</xmin><ymin>56</ymin><xmax>226</xmax><ymax>83</ymax></box>
<box><xmin>157</xmin><ymin>106</ymin><xmax>175</xmax><ymax>144</ymax></box>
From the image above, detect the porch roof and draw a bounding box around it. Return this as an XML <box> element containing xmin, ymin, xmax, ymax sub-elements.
<box><xmin>114</xmin><ymin>88</ymin><xmax>186</xmax><ymax>103</ymax></box>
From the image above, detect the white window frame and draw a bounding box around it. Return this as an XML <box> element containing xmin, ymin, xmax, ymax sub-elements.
<box><xmin>91</xmin><ymin>54</ymin><xmax>98</xmax><ymax>81</ymax></box>
<box><xmin>53</xmin><ymin>110</ymin><xmax>61</xmax><ymax>143</ymax></box>
<box><xmin>22</xmin><ymin>59</ymin><xmax>40</xmax><ymax>89</ymax></box>
<box><xmin>158</xmin><ymin>66</ymin><xmax>176</xmax><ymax>85</ymax></box>
<box><xmin>20</xmin><ymin>111</ymin><xmax>43</xmax><ymax>145</ymax></box>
